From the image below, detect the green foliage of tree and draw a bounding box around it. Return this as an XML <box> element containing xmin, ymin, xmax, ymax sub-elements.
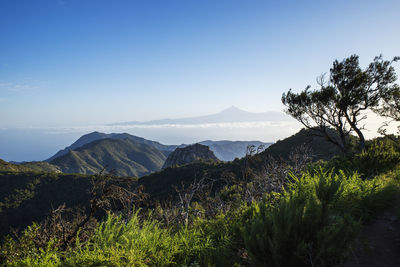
<box><xmin>374</xmin><ymin>58</ymin><xmax>400</xmax><ymax>134</ymax></box>
<box><xmin>282</xmin><ymin>55</ymin><xmax>399</xmax><ymax>152</ymax></box>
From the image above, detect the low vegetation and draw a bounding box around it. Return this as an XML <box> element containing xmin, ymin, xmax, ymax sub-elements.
<box><xmin>1</xmin><ymin>136</ymin><xmax>399</xmax><ymax>266</ymax></box>
<box><xmin>0</xmin><ymin>159</ymin><xmax>60</xmax><ymax>173</ymax></box>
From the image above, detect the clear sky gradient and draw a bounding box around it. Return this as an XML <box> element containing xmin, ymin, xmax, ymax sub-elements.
<box><xmin>1</xmin><ymin>0</ymin><xmax>399</xmax><ymax>128</ymax></box>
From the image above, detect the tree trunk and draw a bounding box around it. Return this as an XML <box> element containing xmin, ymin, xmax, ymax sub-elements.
<box><xmin>349</xmin><ymin>122</ymin><xmax>366</xmax><ymax>151</ymax></box>
<box><xmin>344</xmin><ymin>113</ymin><xmax>366</xmax><ymax>152</ymax></box>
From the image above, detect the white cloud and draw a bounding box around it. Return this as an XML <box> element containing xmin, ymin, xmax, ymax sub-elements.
<box><xmin>39</xmin><ymin>121</ymin><xmax>300</xmax><ymax>133</ymax></box>
<box><xmin>5</xmin><ymin>114</ymin><xmax>395</xmax><ymax>145</ymax></box>
<box><xmin>0</xmin><ymin>81</ymin><xmax>39</xmax><ymax>93</ymax></box>
<box><xmin>28</xmin><ymin>121</ymin><xmax>301</xmax><ymax>144</ymax></box>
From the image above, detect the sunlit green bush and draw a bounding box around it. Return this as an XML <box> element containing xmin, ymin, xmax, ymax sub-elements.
<box><xmin>64</xmin><ymin>210</ymin><xmax>220</xmax><ymax>266</ymax></box>
<box><xmin>243</xmin><ymin>170</ymin><xmax>360</xmax><ymax>266</ymax></box>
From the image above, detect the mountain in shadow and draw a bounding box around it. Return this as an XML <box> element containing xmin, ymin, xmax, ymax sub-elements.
<box><xmin>162</xmin><ymin>143</ymin><xmax>220</xmax><ymax>169</ymax></box>
<box><xmin>261</xmin><ymin>128</ymin><xmax>349</xmax><ymax>160</ymax></box>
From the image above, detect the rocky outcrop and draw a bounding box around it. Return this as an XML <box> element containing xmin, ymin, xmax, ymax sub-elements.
<box><xmin>162</xmin><ymin>143</ymin><xmax>219</xmax><ymax>169</ymax></box>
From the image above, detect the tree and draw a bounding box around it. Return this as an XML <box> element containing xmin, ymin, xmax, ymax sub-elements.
<box><xmin>282</xmin><ymin>55</ymin><xmax>399</xmax><ymax>152</ymax></box>
<box><xmin>375</xmin><ymin>63</ymin><xmax>400</xmax><ymax>135</ymax></box>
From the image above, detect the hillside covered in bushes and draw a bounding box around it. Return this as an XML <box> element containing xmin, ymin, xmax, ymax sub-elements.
<box><xmin>1</xmin><ymin>134</ymin><xmax>400</xmax><ymax>266</ymax></box>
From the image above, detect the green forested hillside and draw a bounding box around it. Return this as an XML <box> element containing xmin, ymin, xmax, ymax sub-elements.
<box><xmin>0</xmin><ymin>170</ymin><xmax>139</xmax><ymax>238</ymax></box>
<box><xmin>46</xmin><ymin>131</ymin><xmax>177</xmax><ymax>162</ymax></box>
<box><xmin>50</xmin><ymin>138</ymin><xmax>168</xmax><ymax>177</ymax></box>
<box><xmin>0</xmin><ymin>159</ymin><xmax>61</xmax><ymax>173</ymax></box>
<box><xmin>0</xmin><ymin>172</ymin><xmax>93</xmax><ymax>237</ymax></box>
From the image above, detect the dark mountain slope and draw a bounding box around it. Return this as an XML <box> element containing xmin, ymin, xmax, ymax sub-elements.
<box><xmin>261</xmin><ymin>128</ymin><xmax>346</xmax><ymax>160</ymax></box>
<box><xmin>140</xmin><ymin>128</ymin><xmax>346</xmax><ymax>199</ymax></box>
<box><xmin>50</xmin><ymin>138</ymin><xmax>168</xmax><ymax>177</ymax></box>
<box><xmin>140</xmin><ymin>161</ymin><xmax>235</xmax><ymax>199</ymax></box>
<box><xmin>0</xmin><ymin>171</ymin><xmax>94</xmax><ymax>237</ymax></box>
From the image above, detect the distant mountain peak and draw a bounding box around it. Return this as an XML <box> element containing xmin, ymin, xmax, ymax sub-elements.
<box><xmin>218</xmin><ymin>106</ymin><xmax>247</xmax><ymax>114</ymax></box>
<box><xmin>109</xmin><ymin>106</ymin><xmax>292</xmax><ymax>126</ymax></box>
<box><xmin>226</xmin><ymin>105</ymin><xmax>241</xmax><ymax>111</ymax></box>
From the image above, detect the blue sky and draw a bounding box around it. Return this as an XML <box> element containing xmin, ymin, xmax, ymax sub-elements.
<box><xmin>0</xmin><ymin>0</ymin><xmax>400</xmax><ymax>161</ymax></box>
<box><xmin>1</xmin><ymin>0</ymin><xmax>399</xmax><ymax>128</ymax></box>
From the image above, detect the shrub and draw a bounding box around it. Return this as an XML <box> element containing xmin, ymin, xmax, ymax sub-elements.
<box><xmin>324</xmin><ymin>138</ymin><xmax>400</xmax><ymax>178</ymax></box>
<box><xmin>353</xmin><ymin>139</ymin><xmax>400</xmax><ymax>178</ymax></box>
<box><xmin>0</xmin><ymin>223</ymin><xmax>61</xmax><ymax>266</ymax></box>
<box><xmin>64</xmin><ymin>210</ymin><xmax>221</xmax><ymax>266</ymax></box>
<box><xmin>66</xmin><ymin>211</ymin><xmax>177</xmax><ymax>266</ymax></box>
<box><xmin>243</xmin><ymin>170</ymin><xmax>361</xmax><ymax>267</ymax></box>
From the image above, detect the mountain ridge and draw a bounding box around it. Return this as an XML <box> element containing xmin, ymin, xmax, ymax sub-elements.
<box><xmin>46</xmin><ymin>132</ymin><xmax>177</xmax><ymax>162</ymax></box>
<box><xmin>48</xmin><ymin>131</ymin><xmax>271</xmax><ymax>163</ymax></box>
<box><xmin>109</xmin><ymin>106</ymin><xmax>292</xmax><ymax>126</ymax></box>
<box><xmin>50</xmin><ymin>138</ymin><xmax>168</xmax><ymax>177</ymax></box>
